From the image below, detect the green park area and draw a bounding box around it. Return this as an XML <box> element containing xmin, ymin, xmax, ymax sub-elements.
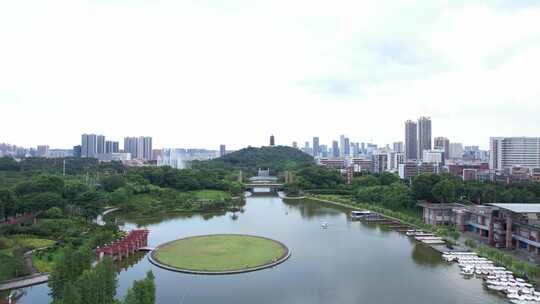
<box><xmin>0</xmin><ymin>235</ymin><xmax>56</xmax><ymax>280</ymax></box>
<box><xmin>152</xmin><ymin>234</ymin><xmax>287</xmax><ymax>272</ymax></box>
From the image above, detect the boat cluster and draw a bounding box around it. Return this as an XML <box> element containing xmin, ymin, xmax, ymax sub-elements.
<box><xmin>405</xmin><ymin>230</ymin><xmax>446</xmax><ymax>245</ymax></box>
<box><xmin>443</xmin><ymin>252</ymin><xmax>539</xmax><ymax>304</ymax></box>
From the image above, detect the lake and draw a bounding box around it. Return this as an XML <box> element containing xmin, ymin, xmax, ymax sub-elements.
<box><xmin>12</xmin><ymin>196</ymin><xmax>507</xmax><ymax>304</ymax></box>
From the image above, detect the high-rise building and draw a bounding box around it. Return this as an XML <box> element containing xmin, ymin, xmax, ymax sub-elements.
<box><xmin>81</xmin><ymin>134</ymin><xmax>99</xmax><ymax>158</ymax></box>
<box><xmin>343</xmin><ymin>137</ymin><xmax>350</xmax><ymax>156</ymax></box>
<box><xmin>37</xmin><ymin>145</ymin><xmax>49</xmax><ymax>157</ymax></box>
<box><xmin>220</xmin><ymin>144</ymin><xmax>226</xmax><ymax>157</ymax></box>
<box><xmin>388</xmin><ymin>152</ymin><xmax>405</xmax><ymax>171</ymax></box>
<box><xmin>138</xmin><ymin>136</ymin><xmax>153</xmax><ymax>161</ymax></box>
<box><xmin>433</xmin><ymin>137</ymin><xmax>450</xmax><ymax>160</ymax></box>
<box><xmin>312</xmin><ymin>137</ymin><xmax>320</xmax><ymax>157</ymax></box>
<box><xmin>405</xmin><ymin>120</ymin><xmax>418</xmax><ymax>160</ymax></box>
<box><xmin>449</xmin><ymin>143</ymin><xmax>464</xmax><ymax>159</ymax></box>
<box><xmin>320</xmin><ymin>145</ymin><xmax>328</xmax><ymax>158</ymax></box>
<box><xmin>73</xmin><ymin>145</ymin><xmax>82</xmax><ymax>158</ymax></box>
<box><xmin>352</xmin><ymin>142</ymin><xmax>360</xmax><ymax>157</ymax></box>
<box><xmin>417</xmin><ymin>116</ymin><xmax>432</xmax><ymax>159</ymax></box>
<box><xmin>292</xmin><ymin>141</ymin><xmax>298</xmax><ymax>149</ymax></box>
<box><xmin>152</xmin><ymin>149</ymin><xmax>162</xmax><ymax>161</ymax></box>
<box><xmin>158</xmin><ymin>148</ymin><xmax>186</xmax><ymax>169</ymax></box>
<box><xmin>372</xmin><ymin>153</ymin><xmax>388</xmax><ymax>174</ymax></box>
<box><xmin>105</xmin><ymin>141</ymin><xmax>119</xmax><ymax>154</ymax></box>
<box><xmin>303</xmin><ymin>141</ymin><xmax>311</xmax><ymax>155</ymax></box>
<box><xmin>332</xmin><ymin>141</ymin><xmax>340</xmax><ymax>158</ymax></box>
<box><xmin>270</xmin><ymin>135</ymin><xmax>275</xmax><ymax>146</ymax></box>
<box><xmin>97</xmin><ymin>135</ymin><xmax>106</xmax><ymax>155</ymax></box>
<box><xmin>490</xmin><ymin>137</ymin><xmax>540</xmax><ymax>171</ymax></box>
<box><xmin>393</xmin><ymin>142</ymin><xmax>404</xmax><ymax>153</ymax></box>
<box><xmin>339</xmin><ymin>135</ymin><xmax>346</xmax><ymax>157</ymax></box>
<box><xmin>124</xmin><ymin>137</ymin><xmax>139</xmax><ymax>159</ymax></box>
<box><xmin>423</xmin><ymin>149</ymin><xmax>445</xmax><ymax>165</ymax></box>
<box><xmin>124</xmin><ymin>136</ymin><xmax>152</xmax><ymax>160</ymax></box>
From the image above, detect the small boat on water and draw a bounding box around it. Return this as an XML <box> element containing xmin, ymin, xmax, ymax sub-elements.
<box><xmin>350</xmin><ymin>210</ymin><xmax>372</xmax><ymax>219</ymax></box>
<box><xmin>321</xmin><ymin>222</ymin><xmax>328</xmax><ymax>229</ymax></box>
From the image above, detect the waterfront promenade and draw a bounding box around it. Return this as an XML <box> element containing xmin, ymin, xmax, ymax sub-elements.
<box><xmin>0</xmin><ymin>273</ymin><xmax>49</xmax><ymax>291</ymax></box>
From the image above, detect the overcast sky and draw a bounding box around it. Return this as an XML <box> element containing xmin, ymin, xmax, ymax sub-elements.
<box><xmin>1</xmin><ymin>0</ymin><xmax>539</xmax><ymax>150</ymax></box>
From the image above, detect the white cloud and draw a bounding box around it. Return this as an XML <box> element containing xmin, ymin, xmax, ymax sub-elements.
<box><xmin>0</xmin><ymin>0</ymin><xmax>539</xmax><ymax>150</ymax></box>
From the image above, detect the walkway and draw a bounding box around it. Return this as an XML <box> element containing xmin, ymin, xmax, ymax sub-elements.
<box><xmin>95</xmin><ymin>207</ymin><xmax>120</xmax><ymax>226</ymax></box>
<box><xmin>0</xmin><ymin>274</ymin><xmax>49</xmax><ymax>291</ymax></box>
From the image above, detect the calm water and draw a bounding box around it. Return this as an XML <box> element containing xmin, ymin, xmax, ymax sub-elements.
<box><xmin>13</xmin><ymin>196</ymin><xmax>507</xmax><ymax>304</ymax></box>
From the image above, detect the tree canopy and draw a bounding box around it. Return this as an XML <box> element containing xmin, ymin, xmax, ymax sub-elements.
<box><xmin>192</xmin><ymin>146</ymin><xmax>314</xmax><ymax>177</ymax></box>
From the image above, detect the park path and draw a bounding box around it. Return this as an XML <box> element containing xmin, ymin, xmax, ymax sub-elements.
<box><xmin>0</xmin><ymin>273</ymin><xmax>49</xmax><ymax>291</ymax></box>
<box><xmin>95</xmin><ymin>207</ymin><xmax>120</xmax><ymax>226</ymax></box>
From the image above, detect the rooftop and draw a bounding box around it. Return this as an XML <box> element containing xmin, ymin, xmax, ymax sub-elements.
<box><xmin>488</xmin><ymin>203</ymin><xmax>540</xmax><ymax>214</ymax></box>
<box><xmin>417</xmin><ymin>202</ymin><xmax>464</xmax><ymax>210</ymax></box>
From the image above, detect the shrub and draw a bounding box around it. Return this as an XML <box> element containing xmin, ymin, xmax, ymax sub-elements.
<box><xmin>43</xmin><ymin>207</ymin><xmax>64</xmax><ymax>219</ymax></box>
<box><xmin>450</xmin><ymin>231</ymin><xmax>461</xmax><ymax>240</ymax></box>
<box><xmin>465</xmin><ymin>239</ymin><xmax>477</xmax><ymax>248</ymax></box>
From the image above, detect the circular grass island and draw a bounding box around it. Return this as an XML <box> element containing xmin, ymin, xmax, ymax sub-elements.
<box><xmin>149</xmin><ymin>234</ymin><xmax>290</xmax><ymax>274</ymax></box>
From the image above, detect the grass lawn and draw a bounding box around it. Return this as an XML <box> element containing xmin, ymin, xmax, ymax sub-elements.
<box><xmin>189</xmin><ymin>190</ymin><xmax>231</xmax><ymax>201</ymax></box>
<box><xmin>32</xmin><ymin>255</ymin><xmax>53</xmax><ymax>273</ymax></box>
<box><xmin>0</xmin><ymin>236</ymin><xmax>55</xmax><ymax>257</ymax></box>
<box><xmin>153</xmin><ymin>235</ymin><xmax>286</xmax><ymax>272</ymax></box>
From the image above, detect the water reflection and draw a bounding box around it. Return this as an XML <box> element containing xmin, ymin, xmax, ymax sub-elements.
<box><xmin>283</xmin><ymin>199</ymin><xmax>344</xmax><ymax>219</ymax></box>
<box><xmin>411</xmin><ymin>244</ymin><xmax>445</xmax><ymax>268</ymax></box>
<box><xmin>116</xmin><ymin>252</ymin><xmax>148</xmax><ymax>273</ymax></box>
<box><xmin>112</xmin><ymin>211</ymin><xmax>227</xmax><ymax>227</ymax></box>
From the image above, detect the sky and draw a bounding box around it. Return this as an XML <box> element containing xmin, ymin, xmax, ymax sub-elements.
<box><xmin>1</xmin><ymin>0</ymin><xmax>539</xmax><ymax>150</ymax></box>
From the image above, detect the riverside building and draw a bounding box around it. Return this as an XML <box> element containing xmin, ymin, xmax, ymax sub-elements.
<box><xmin>419</xmin><ymin>203</ymin><xmax>540</xmax><ymax>255</ymax></box>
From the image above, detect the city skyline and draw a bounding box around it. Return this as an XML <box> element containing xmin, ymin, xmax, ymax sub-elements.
<box><xmin>2</xmin><ymin>1</ymin><xmax>540</xmax><ymax>149</ymax></box>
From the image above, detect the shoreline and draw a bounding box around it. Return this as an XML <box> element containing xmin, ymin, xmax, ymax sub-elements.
<box><xmin>304</xmin><ymin>196</ymin><xmax>469</xmax><ymax>253</ymax></box>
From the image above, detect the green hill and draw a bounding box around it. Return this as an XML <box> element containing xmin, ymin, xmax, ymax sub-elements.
<box><xmin>191</xmin><ymin>146</ymin><xmax>314</xmax><ymax>177</ymax></box>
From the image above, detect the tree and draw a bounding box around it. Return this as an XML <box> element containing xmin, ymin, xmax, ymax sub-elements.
<box><xmin>48</xmin><ymin>246</ymin><xmax>92</xmax><ymax>300</ymax></box>
<box><xmin>227</xmin><ymin>181</ymin><xmax>243</xmax><ymax>196</ymax></box>
<box><xmin>0</xmin><ymin>188</ymin><xmax>15</xmax><ymax>221</ymax></box>
<box><xmin>95</xmin><ymin>257</ymin><xmax>118</xmax><ymax>304</ymax></box>
<box><xmin>110</xmin><ymin>187</ymin><xmax>132</xmax><ymax>205</ymax></box>
<box><xmin>100</xmin><ymin>175</ymin><xmax>126</xmax><ymax>192</ymax></box>
<box><xmin>432</xmin><ymin>179</ymin><xmax>456</xmax><ymax>203</ymax></box>
<box><xmin>43</xmin><ymin>207</ymin><xmax>64</xmax><ymax>219</ymax></box>
<box><xmin>19</xmin><ymin>192</ymin><xmax>64</xmax><ymax>213</ymax></box>
<box><xmin>62</xmin><ymin>282</ymin><xmax>82</xmax><ymax>304</ymax></box>
<box><xmin>0</xmin><ymin>157</ymin><xmax>20</xmax><ymax>171</ymax></box>
<box><xmin>15</xmin><ymin>175</ymin><xmax>65</xmax><ymax>196</ymax></box>
<box><xmin>382</xmin><ymin>182</ymin><xmax>414</xmax><ymax>209</ymax></box>
<box><xmin>411</xmin><ymin>174</ymin><xmax>439</xmax><ymax>202</ymax></box>
<box><xmin>379</xmin><ymin>172</ymin><xmax>400</xmax><ymax>186</ymax></box>
<box><xmin>354</xmin><ymin>186</ymin><xmax>385</xmax><ymax>203</ymax></box>
<box><xmin>294</xmin><ymin>166</ymin><xmax>344</xmax><ymax>189</ymax></box>
<box><xmin>75</xmin><ymin>190</ymin><xmax>108</xmax><ymax>221</ymax></box>
<box><xmin>284</xmin><ymin>182</ymin><xmax>300</xmax><ymax>196</ymax></box>
<box><xmin>123</xmin><ymin>271</ymin><xmax>156</xmax><ymax>304</ymax></box>
<box><xmin>481</xmin><ymin>185</ymin><xmax>497</xmax><ymax>204</ymax></box>
<box><xmin>352</xmin><ymin>175</ymin><xmax>379</xmax><ymax>187</ymax></box>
